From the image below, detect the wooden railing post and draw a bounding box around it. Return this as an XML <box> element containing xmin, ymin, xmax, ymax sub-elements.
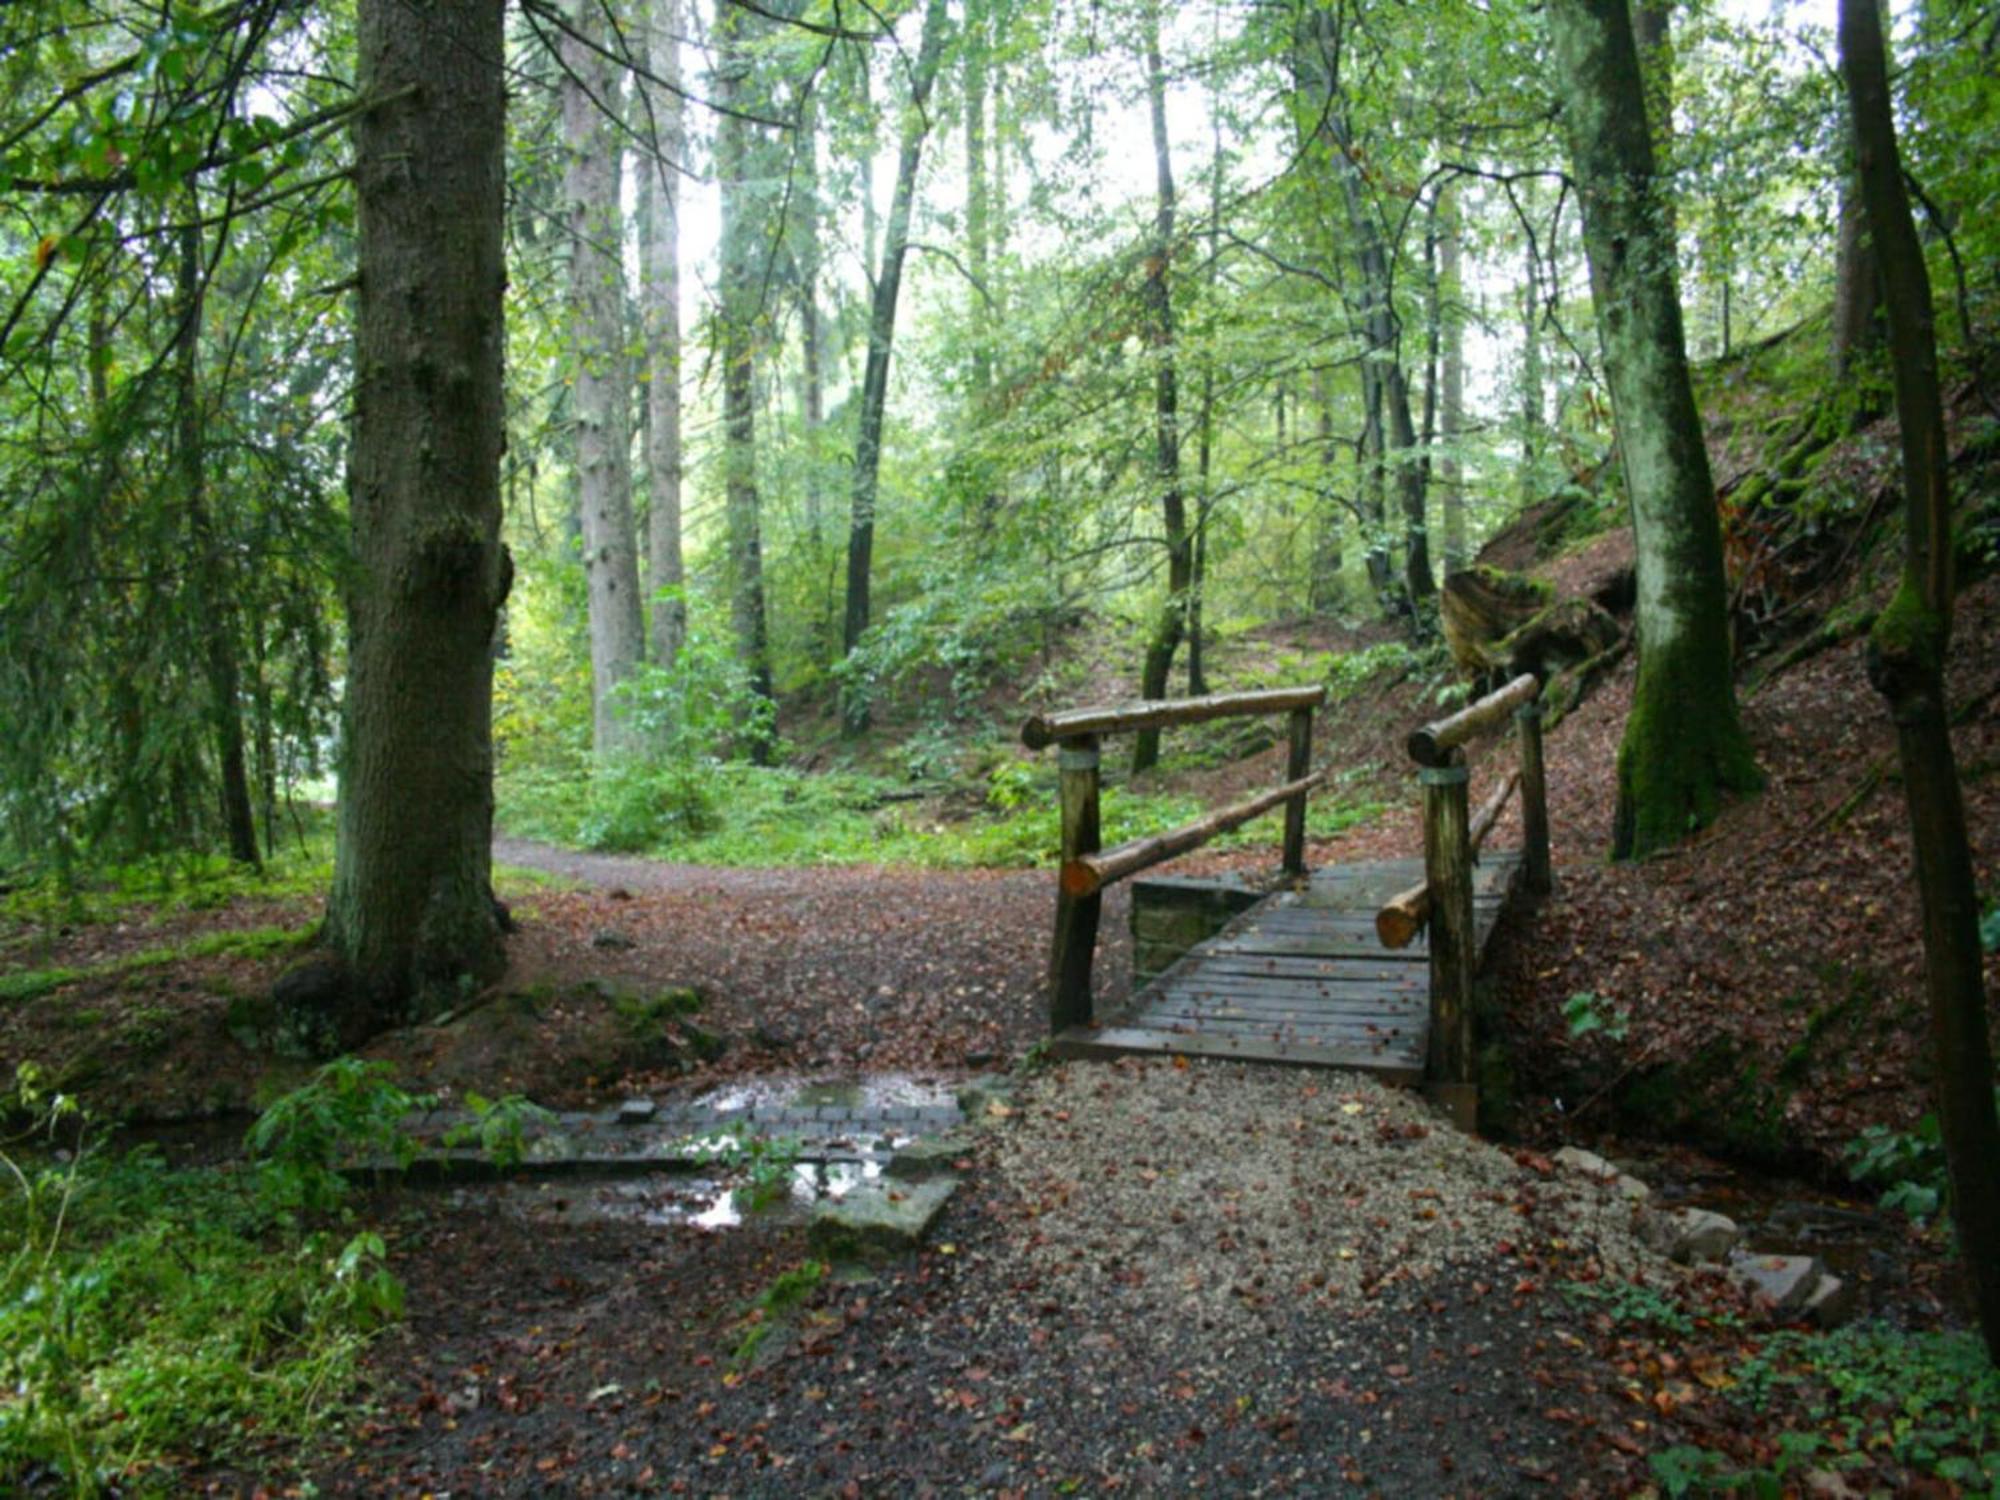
<box><xmin>1516</xmin><ymin>701</ymin><xmax>1551</xmax><ymax>896</ymax></box>
<box><xmin>1421</xmin><ymin>757</ymin><xmax>1477</xmax><ymax>1131</ymax></box>
<box><xmin>1282</xmin><ymin>706</ymin><xmax>1313</xmax><ymax>876</ymax></box>
<box><xmin>1049</xmin><ymin>735</ymin><xmax>1102</xmax><ymax>1032</ymax></box>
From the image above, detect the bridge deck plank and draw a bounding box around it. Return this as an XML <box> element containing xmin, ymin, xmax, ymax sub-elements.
<box><xmin>1054</xmin><ymin>853</ymin><xmax>1525</xmax><ymax>1081</ymax></box>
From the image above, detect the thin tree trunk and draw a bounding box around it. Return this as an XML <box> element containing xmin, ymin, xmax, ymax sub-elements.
<box><xmin>563</xmin><ymin>2</ymin><xmax>643</xmax><ymax>757</ymax></box>
<box><xmin>1132</xmin><ymin>0</ymin><xmax>1189</xmax><ymax>775</ymax></box>
<box><xmin>641</xmin><ymin>0</ymin><xmax>687</xmax><ymax>672</ymax></box>
<box><xmin>1439</xmin><ymin>181</ymin><xmax>1468</xmax><ymax>573</ymax></box>
<box><xmin>1547</xmin><ymin>0</ymin><xmax>1761</xmax><ymax>860</ymax></box>
<box><xmin>964</xmin><ymin>0</ymin><xmax>993</xmax><ymax>403</ymax></box>
<box><xmin>840</xmin><ymin>0</ymin><xmax>950</xmax><ymax>734</ymax></box>
<box><xmin>1308</xmin><ymin>364</ymin><xmax>1343</xmax><ymax>612</ymax></box>
<box><xmin>715</xmin><ymin>0</ymin><xmax>775</xmax><ymax>757</ymax></box>
<box><xmin>1189</xmin><ymin>76</ymin><xmax>1223</xmax><ymax>696</ymax></box>
<box><xmin>327</xmin><ymin>0</ymin><xmax>509</xmax><ymax>1044</ymax></box>
<box><xmin>176</xmin><ymin>197</ymin><xmax>259</xmax><ymax>867</ymax></box>
<box><xmin>1840</xmin><ymin>0</ymin><xmax>2000</xmax><ymax>1361</ymax></box>
<box><xmin>1522</xmin><ymin>219</ymin><xmax>1545</xmax><ymax>505</ymax></box>
<box><xmin>1831</xmin><ymin>134</ymin><xmax>1885</xmax><ymax>377</ymax></box>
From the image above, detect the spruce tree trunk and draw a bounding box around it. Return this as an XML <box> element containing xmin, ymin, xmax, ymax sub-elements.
<box><xmin>841</xmin><ymin>0</ymin><xmax>949</xmax><ymax>734</ymax></box>
<box><xmin>715</xmin><ymin>0</ymin><xmax>775</xmax><ymax>757</ymax></box>
<box><xmin>563</xmin><ymin>4</ymin><xmax>643</xmax><ymax>757</ymax></box>
<box><xmin>1547</xmin><ymin>0</ymin><xmax>1761</xmax><ymax>861</ymax></box>
<box><xmin>1839</xmin><ymin>0</ymin><xmax>2000</xmax><ymax>1361</ymax></box>
<box><xmin>327</xmin><ymin>0</ymin><xmax>509</xmax><ymax>1043</ymax></box>
<box><xmin>641</xmin><ymin>0</ymin><xmax>686</xmax><ymax>672</ymax></box>
<box><xmin>1132</xmin><ymin>0</ymin><xmax>1189</xmax><ymax>775</ymax></box>
<box><xmin>175</xmin><ymin>203</ymin><xmax>259</xmax><ymax>867</ymax></box>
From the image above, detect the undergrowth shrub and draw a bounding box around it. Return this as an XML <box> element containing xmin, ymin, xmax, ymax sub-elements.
<box><xmin>0</xmin><ymin>1059</ymin><xmax>412</xmax><ymax>1493</ymax></box>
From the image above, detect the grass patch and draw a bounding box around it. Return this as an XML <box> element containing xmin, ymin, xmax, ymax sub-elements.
<box><xmin>501</xmin><ymin>760</ymin><xmax>1385</xmax><ymax>870</ymax></box>
<box><xmin>1</xmin><ymin>924</ymin><xmax>315</xmax><ymax>1007</ymax></box>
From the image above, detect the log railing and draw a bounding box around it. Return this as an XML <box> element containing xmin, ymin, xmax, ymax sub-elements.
<box><xmin>1021</xmin><ymin>685</ymin><xmax>1328</xmax><ymax>1034</ymax></box>
<box><xmin>1379</xmin><ymin>671</ymin><xmax>1552</xmax><ymax>1129</ymax></box>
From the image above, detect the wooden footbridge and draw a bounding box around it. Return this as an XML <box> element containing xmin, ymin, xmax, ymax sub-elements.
<box><xmin>1021</xmin><ymin>674</ymin><xmax>1552</xmax><ymax>1128</ymax></box>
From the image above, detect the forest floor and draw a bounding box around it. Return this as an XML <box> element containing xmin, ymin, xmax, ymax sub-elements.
<box><xmin>7</xmin><ymin>497</ymin><xmax>2000</xmax><ymax>1494</ymax></box>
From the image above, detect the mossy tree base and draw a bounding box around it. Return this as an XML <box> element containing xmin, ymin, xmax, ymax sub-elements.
<box><xmin>1612</xmin><ymin>647</ymin><xmax>1764</xmax><ymax>861</ymax></box>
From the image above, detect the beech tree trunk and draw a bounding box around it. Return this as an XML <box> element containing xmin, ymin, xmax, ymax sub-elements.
<box><xmin>715</xmin><ymin>0</ymin><xmax>775</xmax><ymax>756</ymax></box>
<box><xmin>841</xmin><ymin>0</ymin><xmax>949</xmax><ymax>735</ymax></box>
<box><xmin>1132</xmin><ymin>0</ymin><xmax>1189</xmax><ymax>775</ymax></box>
<box><xmin>1438</xmin><ymin>183</ymin><xmax>1468</xmax><ymax>573</ymax></box>
<box><xmin>327</xmin><ymin>0</ymin><xmax>509</xmax><ymax>1042</ymax></box>
<box><xmin>1547</xmin><ymin>0</ymin><xmax>1761</xmax><ymax>860</ymax></box>
<box><xmin>1308</xmin><ymin>364</ymin><xmax>1342</xmax><ymax>613</ymax></box>
<box><xmin>641</xmin><ymin>0</ymin><xmax>686</xmax><ymax>672</ymax></box>
<box><xmin>1839</xmin><ymin>0</ymin><xmax>2000</xmax><ymax>1361</ymax></box>
<box><xmin>563</xmin><ymin>2</ymin><xmax>643</xmax><ymax>757</ymax></box>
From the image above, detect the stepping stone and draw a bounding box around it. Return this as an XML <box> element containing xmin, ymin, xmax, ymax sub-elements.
<box><xmin>617</xmin><ymin>1097</ymin><xmax>657</xmax><ymax>1125</ymax></box>
<box><xmin>886</xmin><ymin>1133</ymin><xmax>974</xmax><ymax>1183</ymax></box>
<box><xmin>1729</xmin><ymin>1251</ymin><xmax>1825</xmax><ymax>1315</ymax></box>
<box><xmin>808</xmin><ymin>1179</ymin><xmax>957</xmax><ymax>1265</ymax></box>
<box><xmin>1641</xmin><ymin>1206</ymin><xmax>1742</xmax><ymax>1265</ymax></box>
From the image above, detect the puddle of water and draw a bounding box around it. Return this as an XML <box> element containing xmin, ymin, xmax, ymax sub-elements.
<box><xmin>467</xmin><ymin>1156</ymin><xmax>886</xmax><ymax>1233</ymax></box>
<box><xmin>691</xmin><ymin>1073</ymin><xmax>959</xmax><ymax>1116</ymax></box>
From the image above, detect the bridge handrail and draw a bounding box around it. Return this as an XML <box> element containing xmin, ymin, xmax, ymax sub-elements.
<box><xmin>1021</xmin><ymin>682</ymin><xmax>1328</xmax><ymax>1035</ymax></box>
<box><xmin>1383</xmin><ymin>672</ymin><xmax>1551</xmax><ymax>1130</ymax></box>
<box><xmin>1021</xmin><ymin>685</ymin><xmax>1326</xmax><ymax>751</ymax></box>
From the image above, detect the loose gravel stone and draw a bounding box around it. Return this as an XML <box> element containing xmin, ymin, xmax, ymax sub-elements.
<box><xmin>985</xmin><ymin>1058</ymin><xmax>1672</xmax><ymax>1351</ymax></box>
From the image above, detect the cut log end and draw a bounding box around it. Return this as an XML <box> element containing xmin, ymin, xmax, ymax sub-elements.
<box><xmin>1059</xmin><ymin>860</ymin><xmax>1102</xmax><ymax>899</ymax></box>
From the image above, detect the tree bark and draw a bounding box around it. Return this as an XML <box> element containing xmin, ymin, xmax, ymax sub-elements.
<box><xmin>1839</xmin><ymin>0</ymin><xmax>2000</xmax><ymax>1361</ymax></box>
<box><xmin>1132</xmin><ymin>0</ymin><xmax>1189</xmax><ymax>775</ymax></box>
<box><xmin>1308</xmin><ymin>365</ymin><xmax>1343</xmax><ymax>613</ymax></box>
<box><xmin>563</xmin><ymin>1</ymin><xmax>643</xmax><ymax>757</ymax></box>
<box><xmin>1547</xmin><ymin>0</ymin><xmax>1761</xmax><ymax>860</ymax></box>
<box><xmin>840</xmin><ymin>0</ymin><xmax>950</xmax><ymax>735</ymax></box>
<box><xmin>1831</xmin><ymin>138</ymin><xmax>1885</xmax><ymax>377</ymax></box>
<box><xmin>327</xmin><ymin>0</ymin><xmax>509</xmax><ymax>1044</ymax></box>
<box><xmin>641</xmin><ymin>0</ymin><xmax>686</xmax><ymax>672</ymax></box>
<box><xmin>715</xmin><ymin>0</ymin><xmax>775</xmax><ymax>757</ymax></box>
<box><xmin>176</xmin><ymin>197</ymin><xmax>259</xmax><ymax>867</ymax></box>
<box><xmin>1438</xmin><ymin>182</ymin><xmax>1468</xmax><ymax>573</ymax></box>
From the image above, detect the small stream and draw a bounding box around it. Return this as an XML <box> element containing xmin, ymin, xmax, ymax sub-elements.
<box><xmin>1611</xmin><ymin>1139</ymin><xmax>1928</xmax><ymax>1321</ymax></box>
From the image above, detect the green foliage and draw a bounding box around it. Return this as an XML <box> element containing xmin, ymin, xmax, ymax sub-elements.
<box><xmin>731</xmin><ymin>1258</ymin><xmax>828</xmax><ymax>1367</ymax></box>
<box><xmin>244</xmin><ymin>1058</ymin><xmax>427</xmax><ymax>1216</ymax></box>
<box><xmin>0</xmin><ymin>1064</ymin><xmax>398</xmax><ymax>1492</ymax></box>
<box><xmin>697</xmin><ymin>1123</ymin><xmax>804</xmax><ymax>1214</ymax></box>
<box><xmin>1560</xmin><ymin>1277</ymin><xmax>1708</xmax><ymax>1336</ymax></box>
<box><xmin>441</xmin><ymin>1092</ymin><xmax>557</xmax><ymax>1170</ymax></box>
<box><xmin>1842</xmin><ymin>1108</ymin><xmax>1958</xmax><ymax>1226</ymax></box>
<box><xmin>1981</xmin><ymin>902</ymin><xmax>2000</xmax><ymax>954</ymax></box>
<box><xmin>1562</xmin><ymin>990</ymin><xmax>1630</xmax><ymax>1043</ymax></box>
<box><xmin>1655</xmin><ymin>1325</ymin><xmax>2000</xmax><ymax>1495</ymax></box>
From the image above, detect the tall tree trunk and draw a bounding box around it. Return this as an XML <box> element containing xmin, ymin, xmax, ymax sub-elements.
<box><xmin>1132</xmin><ymin>0</ymin><xmax>1189</xmax><ymax>774</ymax></box>
<box><xmin>1438</xmin><ymin>182</ymin><xmax>1468</xmax><ymax>573</ymax></box>
<box><xmin>1189</xmin><ymin>83</ymin><xmax>1224</xmax><ymax>695</ymax></box>
<box><xmin>1308</xmin><ymin>364</ymin><xmax>1343</xmax><ymax>612</ymax></box>
<box><xmin>1839</xmin><ymin>0</ymin><xmax>2000</xmax><ymax>1361</ymax></box>
<box><xmin>1547</xmin><ymin>0</ymin><xmax>1761</xmax><ymax>861</ymax></box>
<box><xmin>1359</xmin><ymin>369</ymin><xmax>1392</xmax><ymax>600</ymax></box>
<box><xmin>176</xmin><ymin>199</ymin><xmax>259</xmax><ymax>867</ymax></box>
<box><xmin>715</xmin><ymin>0</ymin><xmax>775</xmax><ymax>757</ymax></box>
<box><xmin>641</xmin><ymin>0</ymin><xmax>687</xmax><ymax>672</ymax></box>
<box><xmin>326</xmin><ymin>0</ymin><xmax>509</xmax><ymax>1046</ymax></box>
<box><xmin>964</xmin><ymin>0</ymin><xmax>993</xmax><ymax>403</ymax></box>
<box><xmin>563</xmin><ymin>2</ymin><xmax>643</xmax><ymax>757</ymax></box>
<box><xmin>840</xmin><ymin>0</ymin><xmax>950</xmax><ymax>734</ymax></box>
<box><xmin>1831</xmin><ymin>135</ymin><xmax>1885</xmax><ymax>377</ymax></box>
<box><xmin>1295</xmin><ymin>7</ymin><xmax>1430</xmax><ymax>609</ymax></box>
<box><xmin>1521</xmin><ymin>216</ymin><xmax>1545</xmax><ymax>505</ymax></box>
